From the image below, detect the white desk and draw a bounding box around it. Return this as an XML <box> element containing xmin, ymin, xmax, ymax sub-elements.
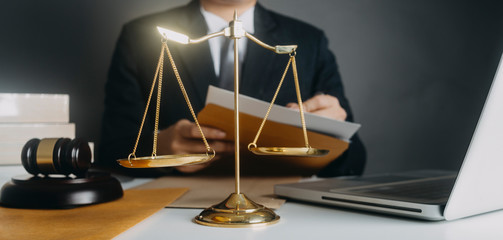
<box><xmin>115</xmin><ymin>202</ymin><xmax>503</xmax><ymax>240</ymax></box>
<box><xmin>2</xmin><ymin>166</ymin><xmax>503</xmax><ymax>240</ymax></box>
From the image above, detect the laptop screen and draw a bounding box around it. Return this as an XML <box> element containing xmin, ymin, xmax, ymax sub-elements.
<box><xmin>444</xmin><ymin>52</ymin><xmax>503</xmax><ymax>220</ymax></box>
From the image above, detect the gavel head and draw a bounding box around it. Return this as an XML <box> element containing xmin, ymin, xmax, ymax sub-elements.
<box><xmin>21</xmin><ymin>138</ymin><xmax>92</xmax><ymax>176</ymax></box>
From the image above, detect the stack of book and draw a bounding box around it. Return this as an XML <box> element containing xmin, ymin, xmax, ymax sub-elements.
<box><xmin>0</xmin><ymin>94</ymin><xmax>75</xmax><ymax>165</ymax></box>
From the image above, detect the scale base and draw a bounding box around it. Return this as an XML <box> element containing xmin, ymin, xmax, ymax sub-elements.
<box><xmin>195</xmin><ymin>193</ymin><xmax>280</xmax><ymax>227</ymax></box>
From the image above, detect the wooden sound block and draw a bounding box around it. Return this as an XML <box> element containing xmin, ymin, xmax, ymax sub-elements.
<box><xmin>0</xmin><ymin>172</ymin><xmax>123</xmax><ymax>209</ymax></box>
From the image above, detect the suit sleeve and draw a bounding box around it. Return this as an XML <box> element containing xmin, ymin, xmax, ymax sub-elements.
<box><xmin>311</xmin><ymin>32</ymin><xmax>367</xmax><ymax>177</ymax></box>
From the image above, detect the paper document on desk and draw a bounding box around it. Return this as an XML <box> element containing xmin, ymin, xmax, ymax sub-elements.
<box><xmin>134</xmin><ymin>176</ymin><xmax>301</xmax><ymax>209</ymax></box>
<box><xmin>205</xmin><ymin>85</ymin><xmax>360</xmax><ymax>142</ymax></box>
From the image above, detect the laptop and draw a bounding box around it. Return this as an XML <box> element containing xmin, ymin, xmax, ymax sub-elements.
<box><xmin>274</xmin><ymin>52</ymin><xmax>503</xmax><ymax>221</ymax></box>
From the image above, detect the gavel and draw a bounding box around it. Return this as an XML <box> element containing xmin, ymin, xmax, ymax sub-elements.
<box><xmin>0</xmin><ymin>138</ymin><xmax>123</xmax><ymax>209</ymax></box>
<box><xmin>21</xmin><ymin>138</ymin><xmax>92</xmax><ymax>176</ymax></box>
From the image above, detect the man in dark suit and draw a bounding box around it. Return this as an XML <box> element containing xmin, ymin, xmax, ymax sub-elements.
<box><xmin>99</xmin><ymin>0</ymin><xmax>366</xmax><ymax>177</ymax></box>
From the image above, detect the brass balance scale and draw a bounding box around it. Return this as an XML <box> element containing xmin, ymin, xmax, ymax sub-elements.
<box><xmin>117</xmin><ymin>12</ymin><xmax>329</xmax><ymax>227</ymax></box>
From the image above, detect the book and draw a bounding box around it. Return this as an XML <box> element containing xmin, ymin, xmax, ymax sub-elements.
<box><xmin>0</xmin><ymin>123</ymin><xmax>75</xmax><ymax>165</ymax></box>
<box><xmin>196</xmin><ymin>86</ymin><xmax>361</xmax><ymax>176</ymax></box>
<box><xmin>0</xmin><ymin>94</ymin><xmax>69</xmax><ymax>123</ymax></box>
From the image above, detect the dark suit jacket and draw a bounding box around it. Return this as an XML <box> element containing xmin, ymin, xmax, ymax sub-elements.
<box><xmin>99</xmin><ymin>0</ymin><xmax>366</xmax><ymax>177</ymax></box>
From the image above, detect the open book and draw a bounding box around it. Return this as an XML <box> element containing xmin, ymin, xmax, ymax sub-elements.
<box><xmin>197</xmin><ymin>86</ymin><xmax>361</xmax><ymax>175</ymax></box>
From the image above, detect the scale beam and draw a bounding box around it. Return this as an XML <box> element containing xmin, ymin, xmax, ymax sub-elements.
<box><xmin>157</xmin><ymin>26</ymin><xmax>297</xmax><ymax>54</ymax></box>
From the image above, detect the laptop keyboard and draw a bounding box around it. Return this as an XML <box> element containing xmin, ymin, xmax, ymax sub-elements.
<box><xmin>334</xmin><ymin>176</ymin><xmax>457</xmax><ymax>204</ymax></box>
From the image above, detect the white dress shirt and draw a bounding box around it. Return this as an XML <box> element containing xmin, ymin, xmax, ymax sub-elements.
<box><xmin>200</xmin><ymin>6</ymin><xmax>255</xmax><ymax>77</ymax></box>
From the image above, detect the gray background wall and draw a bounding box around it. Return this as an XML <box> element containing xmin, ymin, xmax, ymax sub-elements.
<box><xmin>1</xmin><ymin>0</ymin><xmax>502</xmax><ymax>174</ymax></box>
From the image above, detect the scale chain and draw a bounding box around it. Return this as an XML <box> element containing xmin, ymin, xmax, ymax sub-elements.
<box><xmin>163</xmin><ymin>42</ymin><xmax>213</xmax><ymax>153</ymax></box>
<box><xmin>128</xmin><ymin>44</ymin><xmax>165</xmax><ymax>162</ymax></box>
<box><xmin>249</xmin><ymin>56</ymin><xmax>292</xmax><ymax>147</ymax></box>
<box><xmin>152</xmin><ymin>46</ymin><xmax>164</xmax><ymax>157</ymax></box>
<box><xmin>129</xmin><ymin>41</ymin><xmax>215</xmax><ymax>162</ymax></box>
<box><xmin>291</xmin><ymin>56</ymin><xmax>310</xmax><ymax>148</ymax></box>
<box><xmin>248</xmin><ymin>54</ymin><xmax>310</xmax><ymax>149</ymax></box>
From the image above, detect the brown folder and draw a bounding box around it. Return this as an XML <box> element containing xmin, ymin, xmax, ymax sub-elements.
<box><xmin>0</xmin><ymin>188</ymin><xmax>187</xmax><ymax>240</ymax></box>
<box><xmin>197</xmin><ymin>103</ymin><xmax>349</xmax><ymax>176</ymax></box>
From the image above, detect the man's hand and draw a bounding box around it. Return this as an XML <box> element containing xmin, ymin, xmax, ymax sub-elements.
<box><xmin>156</xmin><ymin>119</ymin><xmax>234</xmax><ymax>173</ymax></box>
<box><xmin>286</xmin><ymin>94</ymin><xmax>347</xmax><ymax>121</ymax></box>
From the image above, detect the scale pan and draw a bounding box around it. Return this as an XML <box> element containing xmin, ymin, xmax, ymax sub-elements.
<box><xmin>117</xmin><ymin>154</ymin><xmax>213</xmax><ymax>168</ymax></box>
<box><xmin>249</xmin><ymin>147</ymin><xmax>329</xmax><ymax>157</ymax></box>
